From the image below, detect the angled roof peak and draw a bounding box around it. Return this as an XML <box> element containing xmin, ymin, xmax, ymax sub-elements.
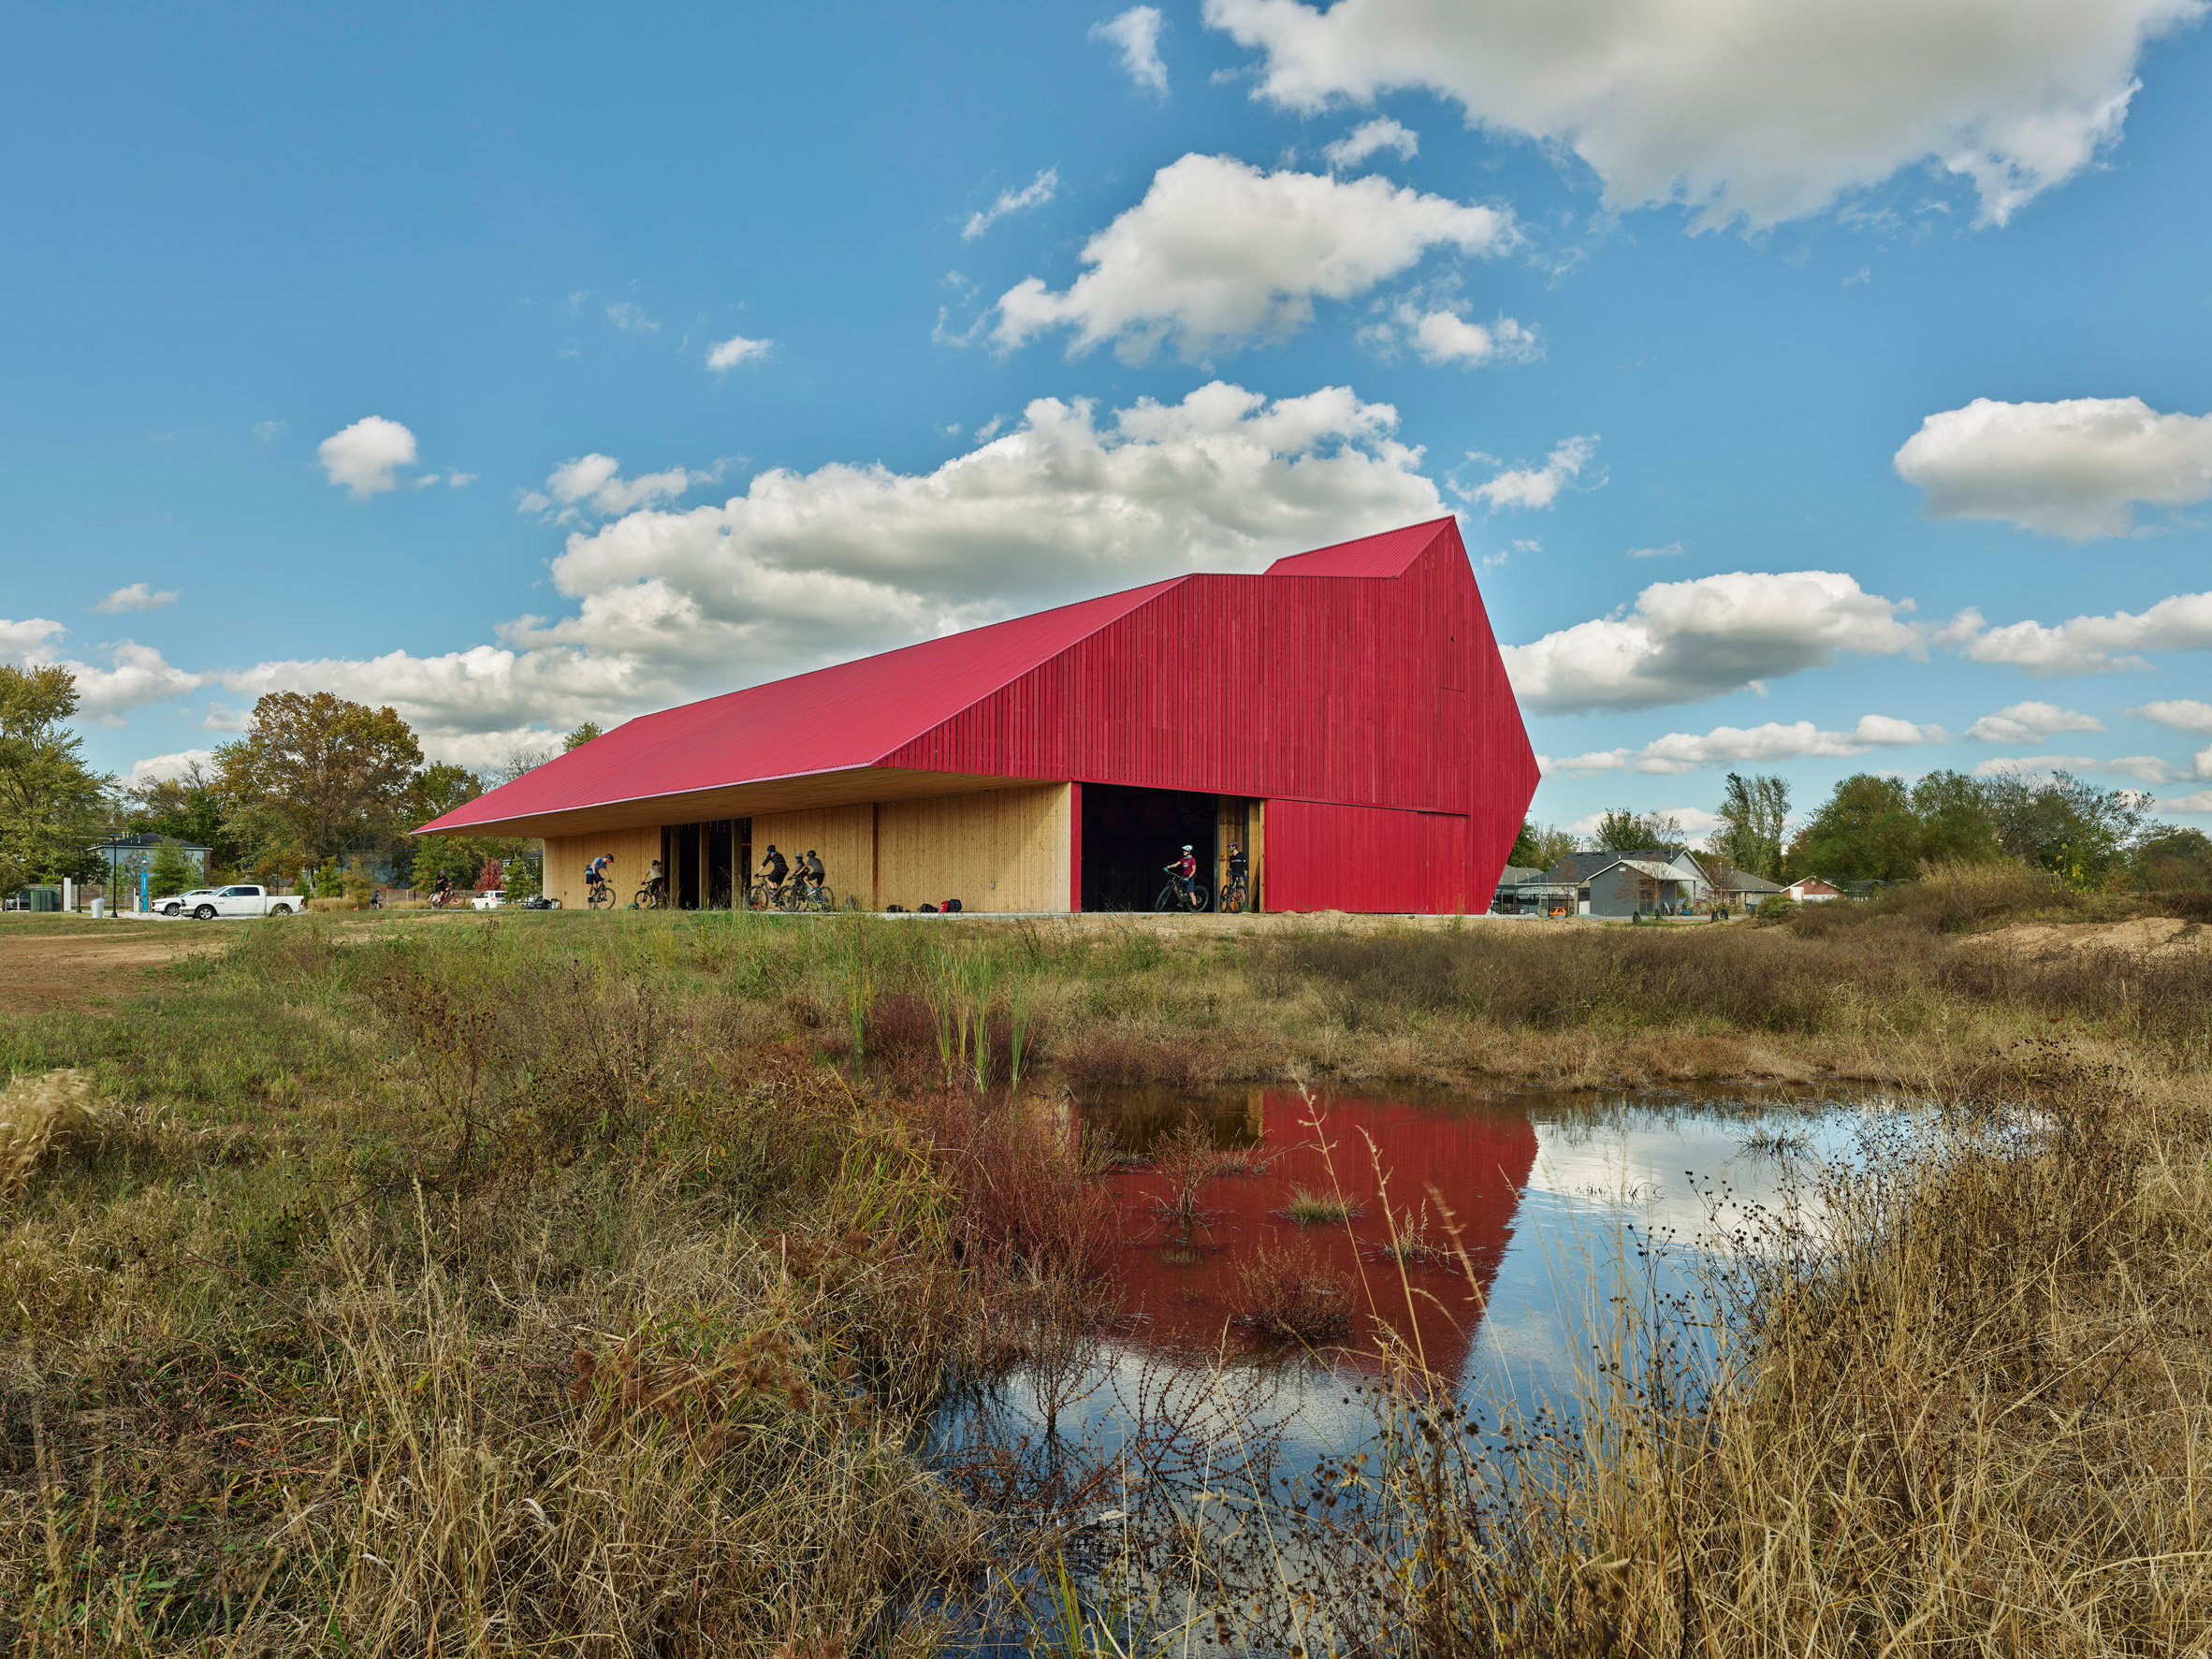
<box><xmin>1263</xmin><ymin>516</ymin><xmax>1458</xmax><ymax>579</ymax></box>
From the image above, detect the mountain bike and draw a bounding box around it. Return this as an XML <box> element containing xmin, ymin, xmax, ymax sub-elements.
<box><xmin>585</xmin><ymin>877</ymin><xmax>615</xmax><ymax>910</ymax></box>
<box><xmin>1156</xmin><ymin>872</ymin><xmax>1212</xmax><ymax>914</ymax></box>
<box><xmin>633</xmin><ymin>880</ymin><xmax>666</xmax><ymax>910</ymax></box>
<box><xmin>1218</xmin><ymin>871</ymin><xmax>1249</xmax><ymax>914</ymax></box>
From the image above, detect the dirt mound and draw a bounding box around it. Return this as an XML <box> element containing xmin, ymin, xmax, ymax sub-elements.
<box><xmin>1974</xmin><ymin>916</ymin><xmax>2209</xmax><ymax>961</ymax></box>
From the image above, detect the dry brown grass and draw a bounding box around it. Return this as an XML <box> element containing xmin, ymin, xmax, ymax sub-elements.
<box><xmin>6</xmin><ymin>877</ymin><xmax>2210</xmax><ymax>1653</ymax></box>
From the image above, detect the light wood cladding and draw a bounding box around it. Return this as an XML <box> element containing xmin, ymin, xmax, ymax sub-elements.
<box><xmin>876</xmin><ymin>784</ymin><xmax>1070</xmax><ymax>912</ymax></box>
<box><xmin>540</xmin><ymin>823</ymin><xmax>661</xmax><ymax>910</ymax></box>
<box><xmin>748</xmin><ymin>805</ymin><xmax>879</xmax><ymax>909</ymax></box>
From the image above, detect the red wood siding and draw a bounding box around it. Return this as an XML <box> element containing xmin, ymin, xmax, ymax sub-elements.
<box><xmin>1261</xmin><ymin>799</ymin><xmax>1476</xmax><ymax>913</ymax></box>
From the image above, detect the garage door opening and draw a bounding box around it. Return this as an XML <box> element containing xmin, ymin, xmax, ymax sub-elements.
<box><xmin>1080</xmin><ymin>784</ymin><xmax>1217</xmax><ymax>911</ymax></box>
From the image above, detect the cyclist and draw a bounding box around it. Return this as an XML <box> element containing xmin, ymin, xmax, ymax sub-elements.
<box><xmin>1224</xmin><ymin>840</ymin><xmax>1249</xmax><ymax>906</ymax></box>
<box><xmin>432</xmin><ymin>869</ymin><xmax>453</xmax><ymax>909</ymax></box>
<box><xmin>796</xmin><ymin>849</ymin><xmax>827</xmax><ymax>904</ymax></box>
<box><xmin>1165</xmin><ymin>844</ymin><xmax>1199</xmax><ymax>908</ymax></box>
<box><xmin>755</xmin><ymin>843</ymin><xmax>789</xmax><ymax>901</ymax></box>
<box><xmin>584</xmin><ymin>852</ymin><xmax>613</xmax><ymax>904</ymax></box>
<box><xmin>646</xmin><ymin>857</ymin><xmax>667</xmax><ymax>906</ymax></box>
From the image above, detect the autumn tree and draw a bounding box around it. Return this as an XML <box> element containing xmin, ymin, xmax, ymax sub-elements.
<box><xmin>214</xmin><ymin>692</ymin><xmax>424</xmax><ymax>866</ymax></box>
<box><xmin>0</xmin><ymin>664</ymin><xmax>109</xmax><ymax>891</ymax></box>
<box><xmin>1713</xmin><ymin>773</ymin><xmax>1791</xmax><ymax>881</ymax></box>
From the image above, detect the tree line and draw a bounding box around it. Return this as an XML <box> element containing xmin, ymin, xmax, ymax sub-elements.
<box><xmin>0</xmin><ymin>663</ymin><xmax>602</xmax><ymax>898</ymax></box>
<box><xmin>1516</xmin><ymin>766</ymin><xmax>2211</xmax><ymax>893</ymax></box>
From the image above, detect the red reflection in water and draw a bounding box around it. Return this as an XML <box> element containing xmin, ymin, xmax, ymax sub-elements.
<box><xmin>1084</xmin><ymin>1090</ymin><xmax>1537</xmax><ymax>1379</ymax></box>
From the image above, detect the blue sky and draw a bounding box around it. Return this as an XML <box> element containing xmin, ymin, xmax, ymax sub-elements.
<box><xmin>6</xmin><ymin>0</ymin><xmax>2210</xmax><ymax>839</ymax></box>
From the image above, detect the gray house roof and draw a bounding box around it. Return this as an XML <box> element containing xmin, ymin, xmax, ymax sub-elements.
<box><xmin>1492</xmin><ymin>864</ymin><xmax>1548</xmax><ymax>888</ymax></box>
<box><xmin>1546</xmin><ymin>847</ymin><xmax>1708</xmax><ymax>884</ymax></box>
<box><xmin>1716</xmin><ymin>870</ymin><xmax>1784</xmax><ymax>894</ymax></box>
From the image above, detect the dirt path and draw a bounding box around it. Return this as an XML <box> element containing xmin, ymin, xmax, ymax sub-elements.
<box><xmin>0</xmin><ymin>920</ymin><xmax>226</xmax><ymax>1012</ymax></box>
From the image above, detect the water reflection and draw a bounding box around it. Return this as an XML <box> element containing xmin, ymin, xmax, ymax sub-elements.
<box><xmin>1080</xmin><ymin>1082</ymin><xmax>1861</xmax><ymax>1398</ymax></box>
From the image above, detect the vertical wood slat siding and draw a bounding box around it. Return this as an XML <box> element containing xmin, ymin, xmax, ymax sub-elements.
<box><xmin>875</xmin><ymin>784</ymin><xmax>1070</xmax><ymax>912</ymax></box>
<box><xmin>1261</xmin><ymin>800</ymin><xmax>1474</xmax><ymax>914</ymax></box>
<box><xmin>747</xmin><ymin>805</ymin><xmax>879</xmax><ymax>908</ymax></box>
<box><xmin>539</xmin><ymin>825</ymin><xmax>662</xmax><ymax>910</ymax></box>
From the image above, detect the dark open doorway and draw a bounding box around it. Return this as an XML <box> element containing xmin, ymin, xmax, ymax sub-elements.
<box><xmin>1080</xmin><ymin>784</ymin><xmax>1217</xmax><ymax>911</ymax></box>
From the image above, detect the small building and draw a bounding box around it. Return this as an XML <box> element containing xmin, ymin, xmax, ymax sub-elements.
<box><xmin>1485</xmin><ymin>864</ymin><xmax>1548</xmax><ymax>912</ymax></box>
<box><xmin>1785</xmin><ymin>877</ymin><xmax>1844</xmax><ymax>904</ymax></box>
<box><xmin>418</xmin><ymin>518</ymin><xmax>1540</xmax><ymax>914</ymax></box>
<box><xmin>1546</xmin><ymin>846</ymin><xmax>1712</xmax><ymax>905</ymax></box>
<box><xmin>86</xmin><ymin>833</ymin><xmax>211</xmax><ymax>888</ymax></box>
<box><xmin>1577</xmin><ymin>857</ymin><xmax>1688</xmax><ymax>918</ymax></box>
<box><xmin>1713</xmin><ymin>870</ymin><xmax>1784</xmax><ymax>910</ymax></box>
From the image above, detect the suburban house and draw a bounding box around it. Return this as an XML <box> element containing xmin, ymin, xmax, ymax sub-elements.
<box><xmin>1542</xmin><ymin>846</ymin><xmax>1714</xmax><ymax>915</ymax></box>
<box><xmin>418</xmin><ymin>518</ymin><xmax>1540</xmax><ymax>915</ymax></box>
<box><xmin>1712</xmin><ymin>870</ymin><xmax>1785</xmax><ymax>910</ymax></box>
<box><xmin>1484</xmin><ymin>863</ymin><xmax>1548</xmax><ymax>912</ymax></box>
<box><xmin>1785</xmin><ymin>877</ymin><xmax>1844</xmax><ymax>904</ymax></box>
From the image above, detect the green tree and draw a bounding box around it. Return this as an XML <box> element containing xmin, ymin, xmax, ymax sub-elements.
<box><xmin>1909</xmin><ymin>770</ymin><xmax>2003</xmax><ymax>866</ymax></box>
<box><xmin>0</xmin><ymin>664</ymin><xmax>110</xmax><ymax>892</ymax></box>
<box><xmin>1792</xmin><ymin>774</ymin><xmax>1921</xmax><ymax>882</ymax></box>
<box><xmin>1593</xmin><ymin>809</ymin><xmax>1658</xmax><ymax>852</ymax></box>
<box><xmin>147</xmin><ymin>837</ymin><xmax>195</xmax><ymax>897</ymax></box>
<box><xmin>1713</xmin><ymin>772</ymin><xmax>1791</xmax><ymax>881</ymax></box>
<box><xmin>2134</xmin><ymin>825</ymin><xmax>2212</xmax><ymax>890</ymax></box>
<box><xmin>1983</xmin><ymin>771</ymin><xmax>2146</xmax><ymax>890</ymax></box>
<box><xmin>215</xmin><ymin>692</ymin><xmax>424</xmax><ymax>866</ymax></box>
<box><xmin>562</xmin><ymin>721</ymin><xmax>604</xmax><ymax>751</ymax></box>
<box><xmin>502</xmin><ymin>851</ymin><xmax>542</xmax><ymax>901</ymax></box>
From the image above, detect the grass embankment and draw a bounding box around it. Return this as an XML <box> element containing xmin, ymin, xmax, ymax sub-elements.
<box><xmin>0</xmin><ymin>872</ymin><xmax>2207</xmax><ymax>1653</ymax></box>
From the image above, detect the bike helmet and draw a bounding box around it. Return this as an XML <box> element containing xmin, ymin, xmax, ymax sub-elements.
<box><xmin>1181</xmin><ymin>844</ymin><xmax>1193</xmax><ymax>852</ymax></box>
<box><xmin>807</xmin><ymin>849</ymin><xmax>818</xmax><ymax>858</ymax></box>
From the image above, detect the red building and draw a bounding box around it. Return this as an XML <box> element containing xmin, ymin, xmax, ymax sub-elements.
<box><xmin>420</xmin><ymin>516</ymin><xmax>1537</xmax><ymax>914</ymax></box>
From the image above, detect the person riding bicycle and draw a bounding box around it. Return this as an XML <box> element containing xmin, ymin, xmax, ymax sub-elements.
<box><xmin>1165</xmin><ymin>844</ymin><xmax>1199</xmax><ymax>906</ymax></box>
<box><xmin>646</xmin><ymin>857</ymin><xmax>667</xmax><ymax>904</ymax></box>
<box><xmin>756</xmin><ymin>843</ymin><xmax>789</xmax><ymax>897</ymax></box>
<box><xmin>432</xmin><ymin>869</ymin><xmax>453</xmax><ymax>908</ymax></box>
<box><xmin>796</xmin><ymin>849</ymin><xmax>826</xmax><ymax>901</ymax></box>
<box><xmin>1224</xmin><ymin>840</ymin><xmax>1248</xmax><ymax>901</ymax></box>
<box><xmin>584</xmin><ymin>852</ymin><xmax>612</xmax><ymax>901</ymax></box>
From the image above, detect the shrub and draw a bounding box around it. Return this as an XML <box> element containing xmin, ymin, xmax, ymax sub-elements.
<box><xmin>1234</xmin><ymin>1240</ymin><xmax>1351</xmax><ymax>1344</ymax></box>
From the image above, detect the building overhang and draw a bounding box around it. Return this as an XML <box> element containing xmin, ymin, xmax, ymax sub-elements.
<box><xmin>419</xmin><ymin>764</ymin><xmax>1055</xmax><ymax>838</ymax></box>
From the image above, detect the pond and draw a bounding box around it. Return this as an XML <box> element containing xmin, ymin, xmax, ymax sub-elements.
<box><xmin>923</xmin><ymin>1080</ymin><xmax>1888</xmax><ymax>1652</ymax></box>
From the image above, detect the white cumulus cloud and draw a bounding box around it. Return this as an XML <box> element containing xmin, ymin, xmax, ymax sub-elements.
<box><xmin>2131</xmin><ymin>698</ymin><xmax>2212</xmax><ymax>735</ymax></box>
<box><xmin>1203</xmin><ymin>0</ymin><xmax>2205</xmax><ymax>228</ymax></box>
<box><xmin>990</xmin><ymin>153</ymin><xmax>1514</xmax><ymax>361</ymax></box>
<box><xmin>199</xmin><ymin>381</ymin><xmax>1443</xmax><ymax>764</ymax></box>
<box><xmin>95</xmin><ymin>583</ymin><xmax>181</xmax><ymax>614</ymax></box>
<box><xmin>1404</xmin><ymin>308</ymin><xmax>1537</xmax><ymax>368</ymax></box>
<box><xmin>317</xmin><ymin>416</ymin><xmax>420</xmax><ymax>499</ymax></box>
<box><xmin>706</xmin><ymin>334</ymin><xmax>774</xmax><ymax>371</ymax></box>
<box><xmin>1894</xmin><ymin>397</ymin><xmax>2212</xmax><ymax>540</ymax></box>
<box><xmin>1964</xmin><ymin>701</ymin><xmax>2106</xmax><ymax>742</ymax></box>
<box><xmin>125</xmin><ymin>749</ymin><xmax>216</xmax><ymax>788</ymax></box>
<box><xmin>964</xmin><ymin>169</ymin><xmax>1060</xmax><ymax>240</ymax></box>
<box><xmin>1543</xmin><ymin>714</ymin><xmax>1942</xmax><ymax>777</ymax></box>
<box><xmin>1506</xmin><ymin>570</ymin><xmax>1924</xmax><ymax>714</ymax></box>
<box><xmin>1972</xmin><ymin>752</ymin><xmax>2182</xmax><ymax>783</ymax></box>
<box><xmin>1459</xmin><ymin>434</ymin><xmax>1597</xmax><ymax>510</ymax></box>
<box><xmin>1952</xmin><ymin>590</ymin><xmax>2212</xmax><ymax>674</ymax></box>
<box><xmin>524</xmin><ymin>454</ymin><xmax>720</xmax><ymax>521</ymax></box>
<box><xmin>1092</xmin><ymin>6</ymin><xmax>1169</xmax><ymax>95</ymax></box>
<box><xmin>1324</xmin><ymin>117</ymin><xmax>1419</xmax><ymax>169</ymax></box>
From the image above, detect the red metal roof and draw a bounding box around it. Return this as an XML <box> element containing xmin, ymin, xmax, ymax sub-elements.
<box><xmin>1262</xmin><ymin>516</ymin><xmax>1451</xmax><ymax>578</ymax></box>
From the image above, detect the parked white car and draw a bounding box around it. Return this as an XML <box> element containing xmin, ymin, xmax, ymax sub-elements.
<box><xmin>159</xmin><ymin>888</ymin><xmax>220</xmax><ymax>917</ymax></box>
<box><xmin>187</xmin><ymin>884</ymin><xmax>302</xmax><ymax>920</ymax></box>
<box><xmin>470</xmin><ymin>890</ymin><xmax>504</xmax><ymax>910</ymax></box>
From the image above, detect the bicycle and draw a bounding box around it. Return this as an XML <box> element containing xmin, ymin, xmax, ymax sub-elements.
<box><xmin>633</xmin><ymin>880</ymin><xmax>666</xmax><ymax>910</ymax></box>
<box><xmin>1156</xmin><ymin>872</ymin><xmax>1212</xmax><ymax>914</ymax></box>
<box><xmin>746</xmin><ymin>878</ymin><xmax>779</xmax><ymax>911</ymax></box>
<box><xmin>1217</xmin><ymin>872</ymin><xmax>1249</xmax><ymax>914</ymax></box>
<box><xmin>584</xmin><ymin>877</ymin><xmax>616</xmax><ymax>910</ymax></box>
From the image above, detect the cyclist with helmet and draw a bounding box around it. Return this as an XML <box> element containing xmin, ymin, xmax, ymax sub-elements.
<box><xmin>1165</xmin><ymin>843</ymin><xmax>1199</xmax><ymax>908</ymax></box>
<box><xmin>798</xmin><ymin>848</ymin><xmax>827</xmax><ymax>902</ymax></box>
<box><xmin>755</xmin><ymin>843</ymin><xmax>789</xmax><ymax>899</ymax></box>
<box><xmin>1224</xmin><ymin>840</ymin><xmax>1249</xmax><ymax>904</ymax></box>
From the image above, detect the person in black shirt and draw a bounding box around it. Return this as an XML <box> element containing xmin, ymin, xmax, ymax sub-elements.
<box><xmin>756</xmin><ymin>843</ymin><xmax>789</xmax><ymax>899</ymax></box>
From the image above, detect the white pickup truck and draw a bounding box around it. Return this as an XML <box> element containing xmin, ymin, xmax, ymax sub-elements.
<box><xmin>158</xmin><ymin>888</ymin><xmax>219</xmax><ymax>918</ymax></box>
<box><xmin>186</xmin><ymin>884</ymin><xmax>302</xmax><ymax>920</ymax></box>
